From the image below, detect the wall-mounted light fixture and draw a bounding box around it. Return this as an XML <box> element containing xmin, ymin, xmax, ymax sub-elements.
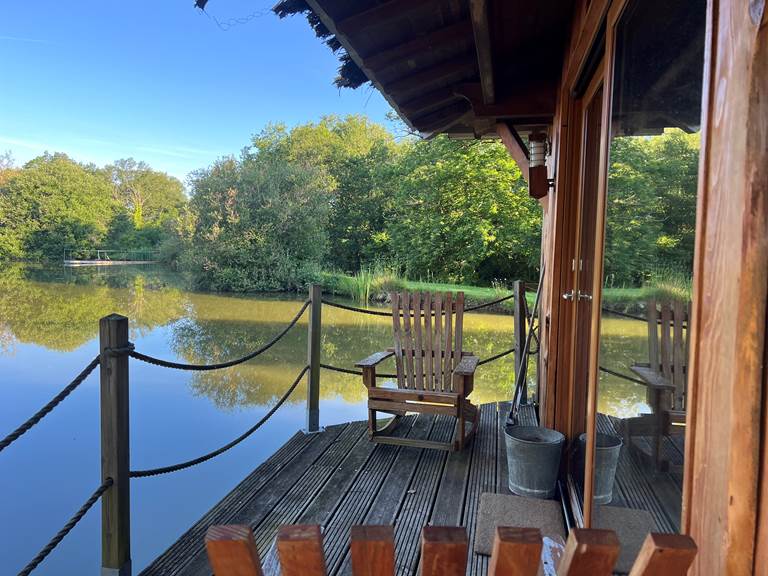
<box><xmin>528</xmin><ymin>132</ymin><xmax>549</xmax><ymax>199</ymax></box>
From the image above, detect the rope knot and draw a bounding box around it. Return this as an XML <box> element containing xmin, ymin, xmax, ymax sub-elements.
<box><xmin>105</xmin><ymin>342</ymin><xmax>135</xmax><ymax>356</ymax></box>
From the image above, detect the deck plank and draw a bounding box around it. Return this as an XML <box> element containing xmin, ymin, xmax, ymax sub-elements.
<box><xmin>140</xmin><ymin>427</ymin><xmax>324</xmax><ymax>576</ymax></box>
<box><xmin>149</xmin><ymin>423</ymin><xmax>351</xmax><ymax>576</ymax></box>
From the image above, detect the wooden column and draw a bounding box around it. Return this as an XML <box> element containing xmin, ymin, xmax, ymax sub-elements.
<box><xmin>514</xmin><ymin>281</ymin><xmax>528</xmax><ymax>404</ymax></box>
<box><xmin>306</xmin><ymin>284</ymin><xmax>322</xmax><ymax>433</ymax></box>
<box><xmin>99</xmin><ymin>314</ymin><xmax>131</xmax><ymax>576</ymax></box>
<box><xmin>682</xmin><ymin>2</ymin><xmax>768</xmax><ymax>575</ymax></box>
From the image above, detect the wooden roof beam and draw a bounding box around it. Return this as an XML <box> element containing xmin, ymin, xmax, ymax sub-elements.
<box><xmin>304</xmin><ymin>0</ymin><xmax>416</xmax><ymax>132</ymax></box>
<box><xmin>335</xmin><ymin>0</ymin><xmax>421</xmax><ymax>37</ymax></box>
<box><xmin>400</xmin><ymin>87</ymin><xmax>464</xmax><ymax>118</ymax></box>
<box><xmin>469</xmin><ymin>0</ymin><xmax>495</xmax><ymax>104</ymax></box>
<box><xmin>496</xmin><ymin>121</ymin><xmax>529</xmax><ymax>182</ymax></box>
<box><xmin>363</xmin><ymin>20</ymin><xmax>474</xmax><ymax>71</ymax></box>
<box><xmin>455</xmin><ymin>83</ymin><xmax>556</xmax><ymax>118</ymax></box>
<box><xmin>387</xmin><ymin>53</ymin><xmax>477</xmax><ymax>99</ymax></box>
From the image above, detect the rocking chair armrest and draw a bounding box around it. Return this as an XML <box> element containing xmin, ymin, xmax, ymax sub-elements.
<box><xmin>355</xmin><ymin>350</ymin><xmax>395</xmax><ymax>368</ymax></box>
<box><xmin>454</xmin><ymin>355</ymin><xmax>479</xmax><ymax>376</ymax></box>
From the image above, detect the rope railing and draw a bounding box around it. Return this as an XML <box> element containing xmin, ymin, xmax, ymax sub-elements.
<box><xmin>129</xmin><ymin>300</ymin><xmax>310</xmax><ymax>371</ymax></box>
<box><xmin>601</xmin><ymin>306</ymin><xmax>688</xmax><ymax>329</ymax></box>
<box><xmin>598</xmin><ymin>365</ymin><xmax>648</xmax><ymax>386</ymax></box>
<box><xmin>0</xmin><ymin>355</ymin><xmax>100</xmax><ymax>454</ymax></box>
<box><xmin>321</xmin><ymin>293</ymin><xmax>514</xmax><ymax>317</ymax></box>
<box><xmin>17</xmin><ymin>478</ymin><xmax>113</xmax><ymax>576</ymax></box>
<box><xmin>130</xmin><ymin>365</ymin><xmax>309</xmax><ymax>478</ymax></box>
<box><xmin>477</xmin><ymin>346</ymin><xmax>516</xmax><ymax>366</ymax></box>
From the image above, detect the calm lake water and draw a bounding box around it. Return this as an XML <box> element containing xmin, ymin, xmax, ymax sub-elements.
<box><xmin>0</xmin><ymin>264</ymin><xmax>645</xmax><ymax>574</ymax></box>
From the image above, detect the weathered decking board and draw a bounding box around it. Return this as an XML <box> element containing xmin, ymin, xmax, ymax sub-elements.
<box><xmin>141</xmin><ymin>402</ymin><xmax>524</xmax><ymax>576</ymax></box>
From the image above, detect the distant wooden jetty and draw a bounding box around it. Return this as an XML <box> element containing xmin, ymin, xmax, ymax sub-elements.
<box><xmin>62</xmin><ymin>248</ymin><xmax>159</xmax><ymax>267</ymax></box>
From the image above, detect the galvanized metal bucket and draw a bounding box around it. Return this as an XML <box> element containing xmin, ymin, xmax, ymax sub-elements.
<box><xmin>577</xmin><ymin>432</ymin><xmax>622</xmax><ymax>505</ymax></box>
<box><xmin>504</xmin><ymin>425</ymin><xmax>565</xmax><ymax>499</ymax></box>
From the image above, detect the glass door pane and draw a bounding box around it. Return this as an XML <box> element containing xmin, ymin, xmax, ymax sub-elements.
<box><xmin>590</xmin><ymin>0</ymin><xmax>706</xmax><ymax>554</ymax></box>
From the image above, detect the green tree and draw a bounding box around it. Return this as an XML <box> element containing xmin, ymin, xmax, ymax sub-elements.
<box><xmin>0</xmin><ymin>153</ymin><xmax>116</xmax><ymax>260</ymax></box>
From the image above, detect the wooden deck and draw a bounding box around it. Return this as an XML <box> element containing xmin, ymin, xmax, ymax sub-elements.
<box><xmin>142</xmin><ymin>404</ymin><xmax>683</xmax><ymax>576</ymax></box>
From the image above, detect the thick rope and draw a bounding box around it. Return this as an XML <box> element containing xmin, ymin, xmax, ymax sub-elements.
<box><xmin>130</xmin><ymin>300</ymin><xmax>310</xmax><ymax>371</ymax></box>
<box><xmin>320</xmin><ymin>299</ymin><xmax>392</xmax><ymax>316</ymax></box>
<box><xmin>17</xmin><ymin>478</ymin><xmax>113</xmax><ymax>576</ymax></box>
<box><xmin>130</xmin><ymin>366</ymin><xmax>309</xmax><ymax>477</ymax></box>
<box><xmin>0</xmin><ymin>356</ymin><xmax>100</xmax><ymax>454</ymax></box>
<box><xmin>602</xmin><ymin>306</ymin><xmax>688</xmax><ymax>329</ymax></box>
<box><xmin>477</xmin><ymin>347</ymin><xmax>516</xmax><ymax>366</ymax></box>
<box><xmin>598</xmin><ymin>365</ymin><xmax>648</xmax><ymax>386</ymax></box>
<box><xmin>464</xmin><ymin>293</ymin><xmax>514</xmax><ymax>311</ymax></box>
<box><xmin>322</xmin><ymin>293</ymin><xmax>514</xmax><ymax>317</ymax></box>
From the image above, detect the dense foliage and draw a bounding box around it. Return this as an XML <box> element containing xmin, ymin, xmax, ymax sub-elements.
<box><xmin>0</xmin><ymin>117</ymin><xmax>699</xmax><ymax>294</ymax></box>
<box><xmin>0</xmin><ymin>153</ymin><xmax>185</xmax><ymax>260</ymax></box>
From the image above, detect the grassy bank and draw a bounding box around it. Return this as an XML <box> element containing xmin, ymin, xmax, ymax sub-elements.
<box><xmin>321</xmin><ymin>265</ymin><xmax>692</xmax><ymax>314</ymax></box>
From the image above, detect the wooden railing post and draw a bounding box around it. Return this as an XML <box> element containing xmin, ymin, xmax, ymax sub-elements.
<box><xmin>99</xmin><ymin>314</ymin><xmax>131</xmax><ymax>575</ymax></box>
<box><xmin>306</xmin><ymin>284</ymin><xmax>322</xmax><ymax>433</ymax></box>
<box><xmin>513</xmin><ymin>281</ymin><xmax>528</xmax><ymax>404</ymax></box>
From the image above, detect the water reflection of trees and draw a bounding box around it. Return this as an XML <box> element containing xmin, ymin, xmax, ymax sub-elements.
<box><xmin>0</xmin><ymin>264</ymin><xmax>187</xmax><ymax>351</ymax></box>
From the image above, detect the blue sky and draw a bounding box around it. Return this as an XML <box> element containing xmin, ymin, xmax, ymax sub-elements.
<box><xmin>1</xmin><ymin>0</ymin><xmax>392</xmax><ymax>181</ymax></box>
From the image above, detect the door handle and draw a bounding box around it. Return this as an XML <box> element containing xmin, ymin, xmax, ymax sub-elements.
<box><xmin>577</xmin><ymin>291</ymin><xmax>593</xmax><ymax>301</ymax></box>
<box><xmin>562</xmin><ymin>290</ymin><xmax>575</xmax><ymax>301</ymax></box>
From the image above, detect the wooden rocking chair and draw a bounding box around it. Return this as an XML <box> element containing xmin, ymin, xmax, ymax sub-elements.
<box><xmin>355</xmin><ymin>291</ymin><xmax>479</xmax><ymax>451</ymax></box>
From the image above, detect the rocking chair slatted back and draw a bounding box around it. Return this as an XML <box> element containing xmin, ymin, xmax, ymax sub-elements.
<box><xmin>391</xmin><ymin>291</ymin><xmax>465</xmax><ymax>392</ymax></box>
<box><xmin>646</xmin><ymin>298</ymin><xmax>690</xmax><ymax>410</ymax></box>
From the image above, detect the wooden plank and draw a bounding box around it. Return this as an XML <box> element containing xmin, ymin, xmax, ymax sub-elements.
<box><xmin>434</xmin><ymin>294</ymin><xmax>443</xmax><ymax>392</ymax></box>
<box><xmin>414</xmin><ymin>293</ymin><xmax>425</xmax><ymax>389</ymax></box>
<box><xmin>277</xmin><ymin>525</ymin><xmax>326</xmax><ymax>576</ymax></box>
<box><xmin>391</xmin><ymin>292</ymin><xmax>405</xmax><ymax>387</ymax></box>
<box><xmin>465</xmin><ymin>403</ymin><xmax>498</xmax><ymax>576</ymax></box>
<box><xmin>557</xmin><ymin>529</ymin><xmax>619</xmax><ymax>576</ymax></box>
<box><xmin>320</xmin><ymin>416</ymin><xmax>419</xmax><ymax>574</ymax></box>
<box><xmin>430</xmin><ymin>436</ymin><xmax>472</xmax><ymax>526</ymax></box>
<box><xmin>443</xmin><ymin>292</ymin><xmax>454</xmax><ymax>391</ymax></box>
<box><xmin>469</xmin><ymin>0</ymin><xmax>494</xmax><ymax>104</ymax></box>
<box><xmin>368</xmin><ymin>399</ymin><xmax>457</xmax><ymax>417</ymax></box>
<box><xmin>425</xmin><ymin>291</ymin><xmax>434</xmax><ymax>391</ymax></box>
<box><xmin>386</xmin><ymin>54</ymin><xmax>477</xmax><ymax>99</ymax></box>
<box><xmin>334</xmin><ymin>0</ymin><xmax>417</xmax><ymax>37</ymax></box>
<box><xmin>252</xmin><ymin>423</ymin><xmax>367</xmax><ymax>554</ymax></box>
<box><xmin>627</xmin><ymin>533</ymin><xmax>696</xmax><ymax>576</ymax></box>
<box><xmin>307</xmin><ymin>284</ymin><xmax>322</xmax><ymax>432</ymax></box>
<box><xmin>422</xmin><ymin>527</ymin><xmax>468</xmax><ymax>576</ymax></box>
<box><xmin>205</xmin><ymin>525</ymin><xmax>263</xmax><ymax>576</ymax></box>
<box><xmin>672</xmin><ymin>300</ymin><xmax>685</xmax><ymax>410</ymax></box>
<box><xmin>167</xmin><ymin>425</ymin><xmax>351</xmax><ymax>576</ymax></box>
<box><xmin>141</xmin><ymin>431</ymin><xmax>317</xmax><ymax>575</ymax></box>
<box><xmin>402</xmin><ymin>291</ymin><xmax>415</xmax><ymax>388</ymax></box>
<box><xmin>488</xmin><ymin>527</ymin><xmax>542</xmax><ymax>576</ymax></box>
<box><xmin>454</xmin><ymin>292</ymin><xmax>465</xmax><ymax>373</ymax></box>
<box><xmin>350</xmin><ymin>526</ymin><xmax>395</xmax><ymax>576</ymax></box>
<box><xmin>660</xmin><ymin>304</ymin><xmax>672</xmax><ymax>383</ymax></box>
<box><xmin>646</xmin><ymin>299</ymin><xmax>659</xmax><ymax>372</ymax></box>
<box><xmin>356</xmin><ymin>351</ymin><xmax>395</xmax><ymax>368</ymax></box>
<box><xmin>496</xmin><ymin>122</ymin><xmax>530</xmax><ymax>181</ymax></box>
<box><xmin>369</xmin><ymin>387</ymin><xmax>459</xmax><ymax>405</ymax></box>
<box><xmin>364</xmin><ymin>20</ymin><xmax>474</xmax><ymax>71</ymax></box>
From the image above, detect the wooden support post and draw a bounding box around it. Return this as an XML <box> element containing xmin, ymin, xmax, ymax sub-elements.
<box><xmin>99</xmin><ymin>314</ymin><xmax>131</xmax><ymax>576</ymax></box>
<box><xmin>350</xmin><ymin>525</ymin><xmax>395</xmax><ymax>576</ymax></box>
<box><xmin>489</xmin><ymin>527</ymin><xmax>542</xmax><ymax>576</ymax></box>
<box><xmin>277</xmin><ymin>525</ymin><xmax>327</xmax><ymax>576</ymax></box>
<box><xmin>514</xmin><ymin>281</ymin><xmax>528</xmax><ymax>404</ymax></box>
<box><xmin>205</xmin><ymin>525</ymin><xmax>264</xmax><ymax>576</ymax></box>
<box><xmin>557</xmin><ymin>529</ymin><xmax>619</xmax><ymax>576</ymax></box>
<box><xmin>628</xmin><ymin>533</ymin><xmax>697</xmax><ymax>576</ymax></box>
<box><xmin>306</xmin><ymin>284</ymin><xmax>322</xmax><ymax>433</ymax></box>
<box><xmin>421</xmin><ymin>526</ymin><xmax>468</xmax><ymax>576</ymax></box>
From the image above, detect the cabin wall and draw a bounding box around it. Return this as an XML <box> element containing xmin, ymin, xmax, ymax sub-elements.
<box><xmin>536</xmin><ymin>0</ymin><xmax>768</xmax><ymax>573</ymax></box>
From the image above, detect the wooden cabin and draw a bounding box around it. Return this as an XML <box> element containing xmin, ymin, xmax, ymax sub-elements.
<box><xmin>263</xmin><ymin>1</ymin><xmax>767</xmax><ymax>575</ymax></box>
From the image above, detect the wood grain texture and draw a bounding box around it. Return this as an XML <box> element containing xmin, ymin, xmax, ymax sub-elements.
<box><xmin>350</xmin><ymin>525</ymin><xmax>395</xmax><ymax>576</ymax></box>
<box><xmin>421</xmin><ymin>526</ymin><xmax>468</xmax><ymax>576</ymax></box>
<box><xmin>557</xmin><ymin>529</ymin><xmax>619</xmax><ymax>576</ymax></box>
<box><xmin>205</xmin><ymin>525</ymin><xmax>263</xmax><ymax>576</ymax></box>
<box><xmin>276</xmin><ymin>525</ymin><xmax>326</xmax><ymax>576</ymax></box>
<box><xmin>627</xmin><ymin>533</ymin><xmax>697</xmax><ymax>576</ymax></box>
<box><xmin>682</xmin><ymin>2</ymin><xmax>768</xmax><ymax>575</ymax></box>
<box><xmin>488</xmin><ymin>527</ymin><xmax>542</xmax><ymax>576</ymax></box>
